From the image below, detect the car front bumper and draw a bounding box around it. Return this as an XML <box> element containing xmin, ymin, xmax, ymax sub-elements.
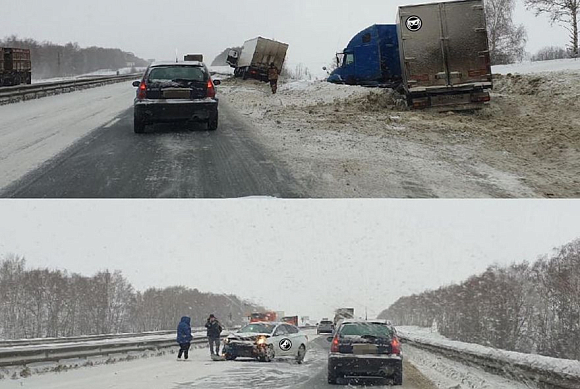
<box><xmin>223</xmin><ymin>342</ymin><xmax>268</xmax><ymax>358</ymax></box>
<box><xmin>328</xmin><ymin>353</ymin><xmax>402</xmax><ymax>377</ymax></box>
<box><xmin>134</xmin><ymin>98</ymin><xmax>218</xmax><ymax>123</ymax></box>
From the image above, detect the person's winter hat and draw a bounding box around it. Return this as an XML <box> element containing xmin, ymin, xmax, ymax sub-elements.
<box><xmin>209</xmin><ymin>314</ymin><xmax>215</xmax><ymax>318</ymax></box>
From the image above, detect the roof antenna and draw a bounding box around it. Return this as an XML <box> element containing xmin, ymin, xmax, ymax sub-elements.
<box><xmin>175</xmin><ymin>49</ymin><xmax>179</xmax><ymax>63</ymax></box>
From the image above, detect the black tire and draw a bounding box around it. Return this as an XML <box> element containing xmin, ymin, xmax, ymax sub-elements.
<box><xmin>225</xmin><ymin>354</ymin><xmax>237</xmax><ymax>361</ymax></box>
<box><xmin>263</xmin><ymin>345</ymin><xmax>275</xmax><ymax>362</ymax></box>
<box><xmin>242</xmin><ymin>68</ymin><xmax>248</xmax><ymax>80</ymax></box>
<box><xmin>296</xmin><ymin>345</ymin><xmax>306</xmax><ymax>364</ymax></box>
<box><xmin>327</xmin><ymin>370</ymin><xmax>339</xmax><ymax>385</ymax></box>
<box><xmin>393</xmin><ymin>365</ymin><xmax>403</xmax><ymax>386</ymax></box>
<box><xmin>208</xmin><ymin>112</ymin><xmax>218</xmax><ymax>131</ymax></box>
<box><xmin>134</xmin><ymin>116</ymin><xmax>145</xmax><ymax>134</ymax></box>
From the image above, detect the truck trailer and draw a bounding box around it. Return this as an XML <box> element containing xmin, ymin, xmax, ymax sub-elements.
<box><xmin>328</xmin><ymin>0</ymin><xmax>492</xmax><ymax>110</ymax></box>
<box><xmin>227</xmin><ymin>37</ymin><xmax>289</xmax><ymax>82</ymax></box>
<box><xmin>0</xmin><ymin>47</ymin><xmax>32</xmax><ymax>86</ymax></box>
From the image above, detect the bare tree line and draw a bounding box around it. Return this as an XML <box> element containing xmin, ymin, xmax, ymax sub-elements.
<box><xmin>0</xmin><ymin>255</ymin><xmax>263</xmax><ymax>340</ymax></box>
<box><xmin>0</xmin><ymin>36</ymin><xmax>149</xmax><ymax>79</ymax></box>
<box><xmin>379</xmin><ymin>239</ymin><xmax>580</xmax><ymax>361</ymax></box>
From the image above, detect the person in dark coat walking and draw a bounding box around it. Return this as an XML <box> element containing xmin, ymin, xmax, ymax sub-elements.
<box><xmin>268</xmin><ymin>63</ymin><xmax>280</xmax><ymax>94</ymax></box>
<box><xmin>177</xmin><ymin>316</ymin><xmax>193</xmax><ymax>360</ymax></box>
<box><xmin>205</xmin><ymin>314</ymin><xmax>223</xmax><ymax>356</ymax></box>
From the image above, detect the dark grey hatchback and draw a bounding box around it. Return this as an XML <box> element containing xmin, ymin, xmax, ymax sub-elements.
<box><xmin>132</xmin><ymin>62</ymin><xmax>220</xmax><ymax>133</ymax></box>
<box><xmin>327</xmin><ymin>320</ymin><xmax>403</xmax><ymax>385</ymax></box>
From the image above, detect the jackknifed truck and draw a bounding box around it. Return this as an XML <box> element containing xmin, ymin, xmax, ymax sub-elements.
<box><xmin>0</xmin><ymin>47</ymin><xmax>32</xmax><ymax>86</ymax></box>
<box><xmin>328</xmin><ymin>0</ymin><xmax>492</xmax><ymax>110</ymax></box>
<box><xmin>227</xmin><ymin>37</ymin><xmax>289</xmax><ymax>82</ymax></box>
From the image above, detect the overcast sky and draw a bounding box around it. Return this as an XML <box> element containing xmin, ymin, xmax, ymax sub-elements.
<box><xmin>1</xmin><ymin>200</ymin><xmax>579</xmax><ymax>320</ymax></box>
<box><xmin>0</xmin><ymin>0</ymin><xmax>570</xmax><ymax>75</ymax></box>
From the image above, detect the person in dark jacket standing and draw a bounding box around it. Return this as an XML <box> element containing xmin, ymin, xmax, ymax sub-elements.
<box><xmin>268</xmin><ymin>63</ymin><xmax>280</xmax><ymax>94</ymax></box>
<box><xmin>176</xmin><ymin>316</ymin><xmax>193</xmax><ymax>360</ymax></box>
<box><xmin>205</xmin><ymin>314</ymin><xmax>223</xmax><ymax>356</ymax></box>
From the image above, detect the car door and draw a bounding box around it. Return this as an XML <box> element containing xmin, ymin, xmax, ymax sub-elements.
<box><xmin>273</xmin><ymin>324</ymin><xmax>292</xmax><ymax>356</ymax></box>
<box><xmin>285</xmin><ymin>325</ymin><xmax>305</xmax><ymax>355</ymax></box>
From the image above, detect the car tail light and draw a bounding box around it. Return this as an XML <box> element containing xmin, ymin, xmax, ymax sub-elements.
<box><xmin>391</xmin><ymin>338</ymin><xmax>401</xmax><ymax>355</ymax></box>
<box><xmin>137</xmin><ymin>82</ymin><xmax>147</xmax><ymax>100</ymax></box>
<box><xmin>330</xmin><ymin>337</ymin><xmax>340</xmax><ymax>353</ymax></box>
<box><xmin>207</xmin><ymin>79</ymin><xmax>216</xmax><ymax>99</ymax></box>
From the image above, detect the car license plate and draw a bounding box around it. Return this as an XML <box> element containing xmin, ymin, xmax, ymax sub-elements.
<box><xmin>162</xmin><ymin>89</ymin><xmax>190</xmax><ymax>99</ymax></box>
<box><xmin>353</xmin><ymin>344</ymin><xmax>378</xmax><ymax>355</ymax></box>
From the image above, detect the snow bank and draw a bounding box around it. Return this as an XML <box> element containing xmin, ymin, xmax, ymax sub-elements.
<box><xmin>399</xmin><ymin>326</ymin><xmax>580</xmax><ymax>380</ymax></box>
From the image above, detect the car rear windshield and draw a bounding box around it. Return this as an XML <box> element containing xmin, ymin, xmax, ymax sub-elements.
<box><xmin>239</xmin><ymin>323</ymin><xmax>275</xmax><ymax>334</ymax></box>
<box><xmin>339</xmin><ymin>323</ymin><xmax>393</xmax><ymax>338</ymax></box>
<box><xmin>148</xmin><ymin>66</ymin><xmax>207</xmax><ymax>83</ymax></box>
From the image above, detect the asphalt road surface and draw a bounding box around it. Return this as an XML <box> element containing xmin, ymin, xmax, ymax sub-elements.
<box><xmin>185</xmin><ymin>336</ymin><xmax>438</xmax><ymax>389</ymax></box>
<box><xmin>2</xmin><ymin>100</ymin><xmax>305</xmax><ymax>198</ymax></box>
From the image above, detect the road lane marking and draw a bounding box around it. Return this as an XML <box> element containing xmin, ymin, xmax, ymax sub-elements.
<box><xmin>105</xmin><ymin>118</ymin><xmax>120</xmax><ymax>128</ymax></box>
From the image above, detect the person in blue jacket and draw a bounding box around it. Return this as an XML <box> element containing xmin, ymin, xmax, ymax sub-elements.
<box><xmin>176</xmin><ymin>316</ymin><xmax>193</xmax><ymax>360</ymax></box>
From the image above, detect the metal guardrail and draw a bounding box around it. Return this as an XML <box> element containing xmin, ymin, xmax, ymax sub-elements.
<box><xmin>401</xmin><ymin>336</ymin><xmax>580</xmax><ymax>389</ymax></box>
<box><xmin>0</xmin><ymin>335</ymin><xmax>212</xmax><ymax>368</ymax></box>
<box><xmin>0</xmin><ymin>73</ymin><xmax>142</xmax><ymax>105</ymax></box>
<box><xmin>0</xmin><ymin>330</ymin><xmax>175</xmax><ymax>348</ymax></box>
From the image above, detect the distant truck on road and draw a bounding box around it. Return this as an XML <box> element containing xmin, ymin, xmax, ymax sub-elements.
<box><xmin>0</xmin><ymin>47</ymin><xmax>32</xmax><ymax>86</ymax></box>
<box><xmin>328</xmin><ymin>0</ymin><xmax>493</xmax><ymax>110</ymax></box>
<box><xmin>184</xmin><ymin>54</ymin><xmax>204</xmax><ymax>62</ymax></box>
<box><xmin>227</xmin><ymin>37</ymin><xmax>289</xmax><ymax>82</ymax></box>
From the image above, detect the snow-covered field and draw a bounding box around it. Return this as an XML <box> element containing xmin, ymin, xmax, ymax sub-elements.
<box><xmin>217</xmin><ymin>64</ymin><xmax>580</xmax><ymax>198</ymax></box>
<box><xmin>493</xmin><ymin>58</ymin><xmax>580</xmax><ymax>75</ymax></box>
<box><xmin>0</xmin><ymin>81</ymin><xmax>135</xmax><ymax>191</ymax></box>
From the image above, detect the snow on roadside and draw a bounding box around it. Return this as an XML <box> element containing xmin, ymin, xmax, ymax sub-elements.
<box><xmin>493</xmin><ymin>58</ymin><xmax>580</xmax><ymax>75</ymax></box>
<box><xmin>0</xmin><ymin>82</ymin><xmax>135</xmax><ymax>191</ymax></box>
<box><xmin>399</xmin><ymin>326</ymin><xmax>580</xmax><ymax>382</ymax></box>
<box><xmin>32</xmin><ymin>67</ymin><xmax>146</xmax><ymax>84</ymax></box>
<box><xmin>405</xmin><ymin>344</ymin><xmax>532</xmax><ymax>389</ymax></box>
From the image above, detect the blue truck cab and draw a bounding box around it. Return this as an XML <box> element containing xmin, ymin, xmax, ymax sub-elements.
<box><xmin>328</xmin><ymin>25</ymin><xmax>402</xmax><ymax>87</ymax></box>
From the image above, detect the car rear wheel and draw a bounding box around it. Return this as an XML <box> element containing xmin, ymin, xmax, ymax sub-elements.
<box><xmin>393</xmin><ymin>365</ymin><xmax>403</xmax><ymax>386</ymax></box>
<box><xmin>296</xmin><ymin>345</ymin><xmax>306</xmax><ymax>364</ymax></box>
<box><xmin>225</xmin><ymin>353</ymin><xmax>237</xmax><ymax>361</ymax></box>
<box><xmin>327</xmin><ymin>369</ymin><xmax>339</xmax><ymax>385</ymax></box>
<box><xmin>134</xmin><ymin>116</ymin><xmax>145</xmax><ymax>134</ymax></box>
<box><xmin>208</xmin><ymin>113</ymin><xmax>218</xmax><ymax>131</ymax></box>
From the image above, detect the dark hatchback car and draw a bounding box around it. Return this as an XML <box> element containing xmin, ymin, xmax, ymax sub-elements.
<box><xmin>327</xmin><ymin>320</ymin><xmax>403</xmax><ymax>385</ymax></box>
<box><xmin>132</xmin><ymin>62</ymin><xmax>220</xmax><ymax>133</ymax></box>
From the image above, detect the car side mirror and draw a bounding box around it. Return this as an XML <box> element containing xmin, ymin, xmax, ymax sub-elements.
<box><xmin>327</xmin><ymin>336</ymin><xmax>334</xmax><ymax>342</ymax></box>
<box><xmin>132</xmin><ymin>80</ymin><xmax>141</xmax><ymax>87</ymax></box>
<box><xmin>213</xmin><ymin>79</ymin><xmax>221</xmax><ymax>86</ymax></box>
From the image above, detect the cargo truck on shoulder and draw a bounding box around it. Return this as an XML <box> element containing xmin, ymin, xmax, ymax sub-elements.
<box><xmin>328</xmin><ymin>0</ymin><xmax>492</xmax><ymax>110</ymax></box>
<box><xmin>227</xmin><ymin>37</ymin><xmax>289</xmax><ymax>82</ymax></box>
<box><xmin>0</xmin><ymin>47</ymin><xmax>32</xmax><ymax>86</ymax></box>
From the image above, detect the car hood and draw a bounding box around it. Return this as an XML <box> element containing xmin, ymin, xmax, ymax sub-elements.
<box><xmin>228</xmin><ymin>332</ymin><xmax>271</xmax><ymax>341</ymax></box>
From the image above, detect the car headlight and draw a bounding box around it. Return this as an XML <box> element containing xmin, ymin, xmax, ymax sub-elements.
<box><xmin>256</xmin><ymin>336</ymin><xmax>266</xmax><ymax>345</ymax></box>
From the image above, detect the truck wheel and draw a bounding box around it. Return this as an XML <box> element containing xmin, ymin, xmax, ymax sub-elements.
<box><xmin>208</xmin><ymin>112</ymin><xmax>218</xmax><ymax>131</ymax></box>
<box><xmin>134</xmin><ymin>116</ymin><xmax>146</xmax><ymax>134</ymax></box>
<box><xmin>242</xmin><ymin>69</ymin><xmax>249</xmax><ymax>80</ymax></box>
